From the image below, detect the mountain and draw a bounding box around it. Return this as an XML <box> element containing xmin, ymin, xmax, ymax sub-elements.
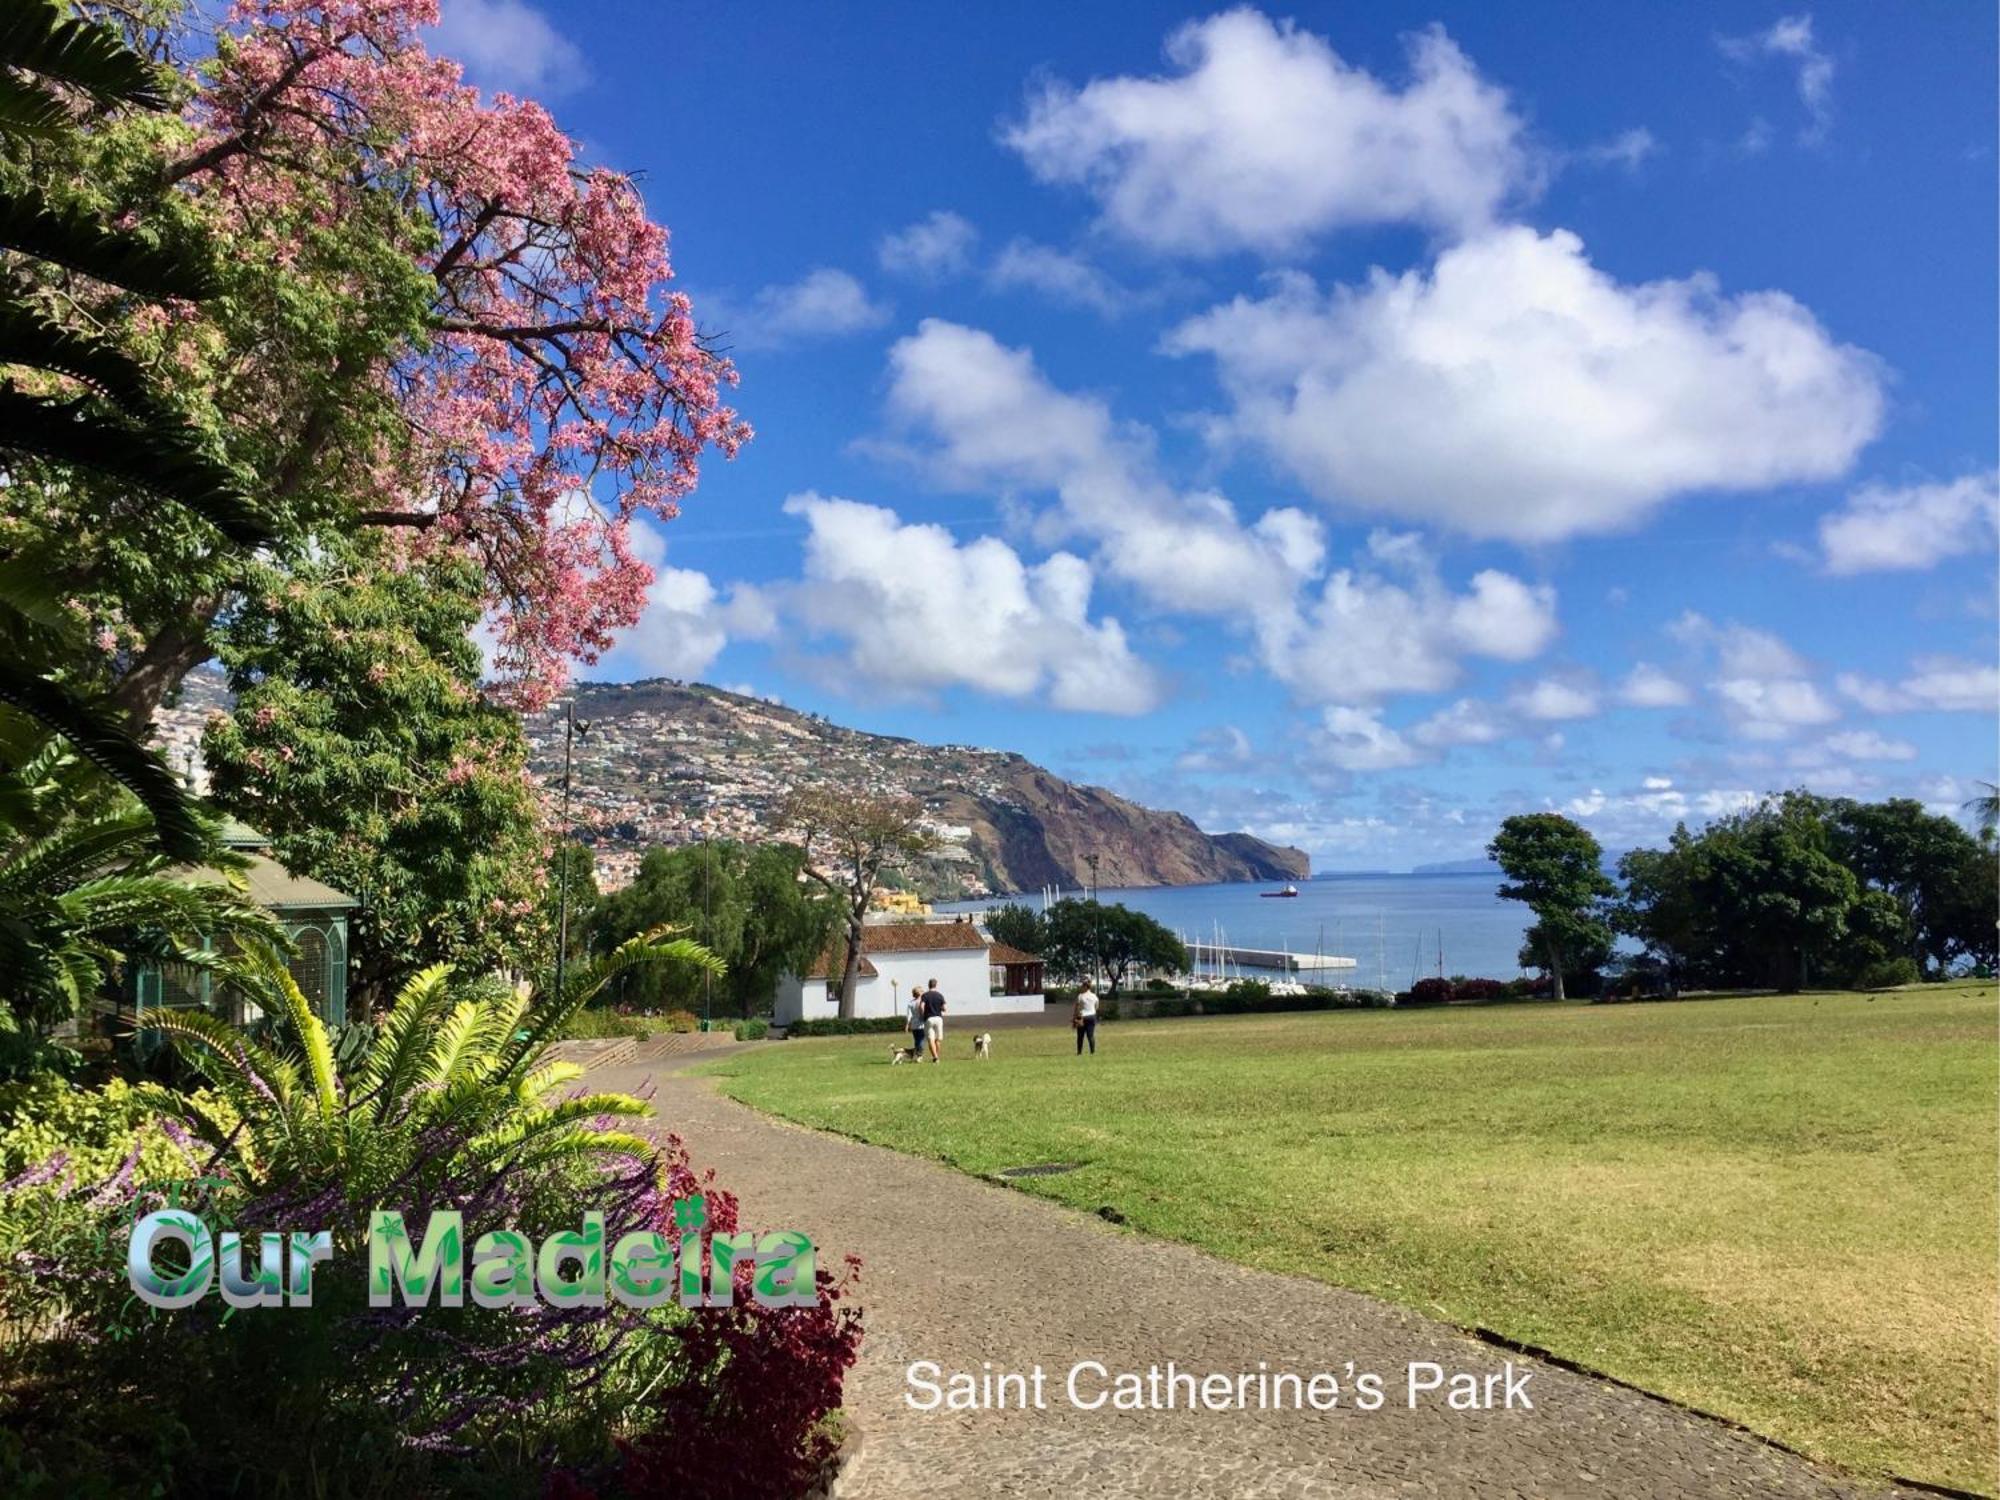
<box><xmin>524</xmin><ymin>679</ymin><xmax>1308</xmax><ymax>897</ymax></box>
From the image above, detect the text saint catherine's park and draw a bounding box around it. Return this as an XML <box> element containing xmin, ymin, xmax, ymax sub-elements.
<box><xmin>0</xmin><ymin>3</ymin><xmax>1993</xmax><ymax>1497</ymax></box>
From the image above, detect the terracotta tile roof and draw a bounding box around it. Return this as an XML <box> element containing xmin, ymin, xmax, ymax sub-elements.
<box><xmin>803</xmin><ymin>949</ymin><xmax>880</xmax><ymax>980</ymax></box>
<box><xmin>987</xmin><ymin>942</ymin><xmax>1043</xmax><ymax>965</ymax></box>
<box><xmin>801</xmin><ymin>921</ymin><xmax>989</xmax><ymax>978</ymax></box>
<box><xmin>858</xmin><ymin>921</ymin><xmax>991</xmax><ymax>955</ymax></box>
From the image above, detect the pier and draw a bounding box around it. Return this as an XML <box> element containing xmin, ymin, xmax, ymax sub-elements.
<box><xmin>1191</xmin><ymin>945</ymin><xmax>1358</xmax><ymax>974</ymax></box>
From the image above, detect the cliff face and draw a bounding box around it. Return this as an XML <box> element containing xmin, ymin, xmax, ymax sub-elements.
<box><xmin>525</xmin><ymin>679</ymin><xmax>1308</xmax><ymax>897</ymax></box>
<box><xmin>934</xmin><ymin>764</ymin><xmax>1308</xmax><ymax>893</ymax></box>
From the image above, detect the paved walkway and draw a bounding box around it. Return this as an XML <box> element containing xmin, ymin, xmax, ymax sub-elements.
<box><xmin>589</xmin><ymin>1052</ymin><xmax>1917</xmax><ymax>1500</ymax></box>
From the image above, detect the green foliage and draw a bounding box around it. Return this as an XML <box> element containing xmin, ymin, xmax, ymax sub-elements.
<box><xmin>593</xmin><ymin>840</ymin><xmax>838</xmax><ymax>1018</ymax></box>
<box><xmin>732</xmin><ymin>1018</ymin><xmax>769</xmax><ymax>1041</ymax></box>
<box><xmin>1038</xmin><ymin>898</ymin><xmax>1188</xmax><ymax>995</ymax></box>
<box><xmin>982</xmin><ymin>901</ymin><xmax>1045</xmax><ymax>956</ymax></box>
<box><xmin>1489</xmin><ymin>813</ymin><xmax>1616</xmax><ymax>1000</ymax></box>
<box><xmin>0</xmin><ymin>9</ymin><xmax>256</xmax><ymax>862</ymax></box>
<box><xmin>137</xmin><ymin>927</ymin><xmax>717</xmax><ymax>1202</ymax></box>
<box><xmin>1614</xmin><ymin>791</ymin><xmax>1995</xmax><ymax>991</ymax></box>
<box><xmin>0</xmin><ymin>755</ymin><xmax>280</xmax><ymax>1036</ymax></box>
<box><xmin>782</xmin><ymin>1016</ymin><xmax>910</xmax><ymax>1037</ymax></box>
<box><xmin>0</xmin><ymin>1075</ymin><xmax>232</xmax><ymax>1184</ymax></box>
<box><xmin>202</xmin><ymin>549</ymin><xmax>547</xmax><ymax>1016</ymax></box>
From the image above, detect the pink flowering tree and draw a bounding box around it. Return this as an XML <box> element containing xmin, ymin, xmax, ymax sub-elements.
<box><xmin>14</xmin><ymin>0</ymin><xmax>746</xmax><ymax>723</ymax></box>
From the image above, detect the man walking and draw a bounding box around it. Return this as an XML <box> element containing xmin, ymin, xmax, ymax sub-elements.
<box><xmin>1073</xmin><ymin>983</ymin><xmax>1098</xmax><ymax>1055</ymax></box>
<box><xmin>921</xmin><ymin>977</ymin><xmax>947</xmax><ymax>1062</ymax></box>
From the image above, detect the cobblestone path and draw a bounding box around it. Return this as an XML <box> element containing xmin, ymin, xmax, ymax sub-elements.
<box><xmin>589</xmin><ymin>1053</ymin><xmax>1917</xmax><ymax>1500</ymax></box>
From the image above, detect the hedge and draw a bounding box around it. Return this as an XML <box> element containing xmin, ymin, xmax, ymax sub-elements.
<box><xmin>782</xmin><ymin>1016</ymin><xmax>912</xmax><ymax>1037</ymax></box>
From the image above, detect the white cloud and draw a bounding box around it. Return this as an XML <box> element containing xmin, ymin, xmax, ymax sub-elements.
<box><xmin>1175</xmin><ymin>724</ymin><xmax>1256</xmax><ymax>772</ymax></box>
<box><xmin>1253</xmin><ymin>531</ymin><xmax>1557</xmax><ymax>705</ymax></box>
<box><xmin>721</xmin><ymin>269</ymin><xmax>890</xmax><ymax>350</ymax></box>
<box><xmin>1817</xmin><ymin>471</ymin><xmax>1999</xmax><ymax>574</ymax></box>
<box><xmin>1164</xmin><ymin>225</ymin><xmax>1884</xmax><ymax>542</ymax></box>
<box><xmin>1311</xmin><ymin>706</ymin><xmax>1424</xmax><ymax>771</ymax></box>
<box><xmin>1002</xmin><ymin>10</ymin><xmax>1533</xmax><ymax>255</ymax></box>
<box><xmin>1411</xmin><ymin>697</ymin><xmax>1507</xmax><ymax>747</ymax></box>
<box><xmin>878</xmin><ymin>211</ymin><xmax>979</xmax><ymax>279</ymax></box>
<box><xmin>1822</xmin><ymin>730</ymin><xmax>1919</xmax><ymax>762</ymax></box>
<box><xmin>988</xmin><ymin>240</ymin><xmax>1132</xmax><ymax>316</ymax></box>
<box><xmin>1509</xmin><ymin>675</ymin><xmax>1600</xmax><ymax>721</ymax></box>
<box><xmin>1719</xmin><ymin>14</ymin><xmax>1835</xmax><ymax>144</ymax></box>
<box><xmin>1838</xmin><ymin>657</ymin><xmax>1999</xmax><ymax>714</ymax></box>
<box><xmin>781</xmin><ymin>492</ymin><xmax>1162</xmax><ymax>714</ymax></box>
<box><xmin>1670</xmin><ymin>612</ymin><xmax>1839</xmax><ymax>739</ymax></box>
<box><xmin>1617</xmin><ymin>663</ymin><xmax>1695</xmax><ymax>708</ymax></box>
<box><xmin>1575</xmin><ymin>127</ymin><xmax>1661</xmax><ymax>171</ymax></box>
<box><xmin>430</xmin><ymin>0</ymin><xmax>587</xmax><ymax>96</ymax></box>
<box><xmin>883</xmin><ymin>319</ymin><xmax>1325</xmax><ymax>620</ymax></box>
<box><xmin>605</xmin><ymin>521</ymin><xmax>773</xmax><ymax>681</ymax></box>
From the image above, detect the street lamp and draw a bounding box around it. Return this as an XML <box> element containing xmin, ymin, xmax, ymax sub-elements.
<box><xmin>1084</xmin><ymin>851</ymin><xmax>1103</xmax><ymax>990</ymax></box>
<box><xmin>553</xmin><ymin>699</ymin><xmax>594</xmax><ymax>1001</ymax></box>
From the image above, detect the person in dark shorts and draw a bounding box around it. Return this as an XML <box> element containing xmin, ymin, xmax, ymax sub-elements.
<box><xmin>906</xmin><ymin>985</ymin><xmax>926</xmax><ymax>1060</ymax></box>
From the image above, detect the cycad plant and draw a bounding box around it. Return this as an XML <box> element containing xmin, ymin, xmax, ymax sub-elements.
<box><xmin>0</xmin><ymin>740</ymin><xmax>278</xmax><ymax>1037</ymax></box>
<box><xmin>0</xmin><ymin>0</ymin><xmax>267</xmax><ymax>860</ymax></box>
<box><xmin>139</xmin><ymin>926</ymin><xmax>723</xmax><ymax>1208</ymax></box>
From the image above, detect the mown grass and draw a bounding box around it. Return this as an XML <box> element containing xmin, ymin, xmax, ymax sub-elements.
<box><xmin>700</xmin><ymin>984</ymin><xmax>1999</xmax><ymax>1492</ymax></box>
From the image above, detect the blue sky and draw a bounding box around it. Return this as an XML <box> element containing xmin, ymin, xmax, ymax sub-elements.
<box><xmin>436</xmin><ymin>1</ymin><xmax>1996</xmax><ymax>869</ymax></box>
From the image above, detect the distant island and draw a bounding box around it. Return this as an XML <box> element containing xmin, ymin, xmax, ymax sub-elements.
<box><xmin>1409</xmin><ymin>857</ymin><xmax>1503</xmax><ymax>876</ymax></box>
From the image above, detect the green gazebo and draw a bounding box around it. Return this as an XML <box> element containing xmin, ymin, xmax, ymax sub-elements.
<box><xmin>126</xmin><ymin>821</ymin><xmax>356</xmax><ymax>1027</ymax></box>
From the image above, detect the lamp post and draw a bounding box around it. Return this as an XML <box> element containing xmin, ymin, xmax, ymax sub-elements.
<box><xmin>553</xmin><ymin>699</ymin><xmax>593</xmax><ymax>1001</ymax></box>
<box><xmin>1084</xmin><ymin>851</ymin><xmax>1103</xmax><ymax>990</ymax></box>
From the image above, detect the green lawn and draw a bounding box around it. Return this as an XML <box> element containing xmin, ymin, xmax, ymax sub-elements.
<box><xmin>699</xmin><ymin>985</ymin><xmax>1999</xmax><ymax>1492</ymax></box>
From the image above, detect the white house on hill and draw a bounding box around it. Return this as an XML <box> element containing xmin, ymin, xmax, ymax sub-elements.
<box><xmin>773</xmin><ymin>917</ymin><xmax>1046</xmax><ymax>1026</ymax></box>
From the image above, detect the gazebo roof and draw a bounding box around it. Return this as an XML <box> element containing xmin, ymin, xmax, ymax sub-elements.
<box><xmin>183</xmin><ymin>852</ymin><xmax>357</xmax><ymax>912</ymax></box>
<box><xmin>987</xmin><ymin>942</ymin><xmax>1043</xmax><ymax>965</ymax></box>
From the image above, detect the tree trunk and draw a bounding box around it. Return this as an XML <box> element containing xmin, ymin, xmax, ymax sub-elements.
<box><xmin>837</xmin><ymin>910</ymin><xmax>864</xmax><ymax>1020</ymax></box>
<box><xmin>109</xmin><ymin>596</ymin><xmax>225</xmax><ymax>730</ymax></box>
<box><xmin>1545</xmin><ymin>937</ymin><xmax>1567</xmax><ymax>1002</ymax></box>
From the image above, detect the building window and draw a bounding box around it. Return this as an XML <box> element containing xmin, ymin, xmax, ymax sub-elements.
<box><xmin>287</xmin><ymin>927</ymin><xmax>329</xmax><ymax>1015</ymax></box>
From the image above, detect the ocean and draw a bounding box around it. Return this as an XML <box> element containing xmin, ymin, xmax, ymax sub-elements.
<box><xmin>941</xmin><ymin>872</ymin><xmax>1534</xmax><ymax>985</ymax></box>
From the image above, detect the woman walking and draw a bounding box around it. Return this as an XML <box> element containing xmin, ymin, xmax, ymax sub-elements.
<box><xmin>906</xmin><ymin>985</ymin><xmax>927</xmax><ymax>1061</ymax></box>
<box><xmin>1072</xmin><ymin>983</ymin><xmax>1099</xmax><ymax>1055</ymax></box>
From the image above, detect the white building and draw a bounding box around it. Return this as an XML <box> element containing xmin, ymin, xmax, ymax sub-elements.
<box><xmin>773</xmin><ymin>917</ymin><xmax>1046</xmax><ymax>1026</ymax></box>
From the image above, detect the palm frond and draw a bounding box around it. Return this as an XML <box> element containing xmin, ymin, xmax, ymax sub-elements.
<box><xmin>0</xmin><ymin>72</ymin><xmax>70</xmax><ymax>137</ymax></box>
<box><xmin>515</xmin><ymin>1059</ymin><xmax>583</xmax><ymax>1103</ymax></box>
<box><xmin>0</xmin><ymin>390</ymin><xmax>266</xmax><ymax>548</ymax></box>
<box><xmin>0</xmin><ymin>1</ymin><xmax>168</xmax><ymax>113</ymax></box>
<box><xmin>0</xmin><ymin>301</ymin><xmax>160</xmax><ymax>409</ymax></box>
<box><xmin>354</xmin><ymin>961</ymin><xmax>453</xmax><ymax>1118</ymax></box>
<box><xmin>0</xmin><ymin>668</ymin><xmax>206</xmax><ymax>860</ymax></box>
<box><xmin>0</xmin><ymin>182</ymin><xmax>214</xmax><ymax>299</ymax></box>
<box><xmin>244</xmin><ymin>946</ymin><xmax>338</xmax><ymax>1120</ymax></box>
<box><xmin>0</xmin><ymin>807</ymin><xmax>156</xmax><ymax>897</ymax></box>
<box><xmin>499</xmin><ymin>927</ymin><xmax>722</xmax><ymax>1079</ymax></box>
<box><xmin>422</xmin><ymin>999</ymin><xmax>485</xmax><ymax>1089</ymax></box>
<box><xmin>135</xmin><ymin>1005</ymin><xmax>300</xmax><ymax>1115</ymax></box>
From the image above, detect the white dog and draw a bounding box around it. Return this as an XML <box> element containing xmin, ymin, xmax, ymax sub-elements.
<box><xmin>973</xmin><ymin>1032</ymin><xmax>992</xmax><ymax>1060</ymax></box>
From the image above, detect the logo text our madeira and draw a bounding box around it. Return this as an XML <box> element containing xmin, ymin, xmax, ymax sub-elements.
<box><xmin>125</xmin><ymin>1195</ymin><xmax>817</xmax><ymax>1310</ymax></box>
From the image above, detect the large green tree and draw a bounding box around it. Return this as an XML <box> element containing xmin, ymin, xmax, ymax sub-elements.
<box><xmin>1039</xmin><ymin>899</ymin><xmax>1187</xmax><ymax>996</ymax></box>
<box><xmin>1489</xmin><ymin>813</ymin><xmax>1616</xmax><ymax>1001</ymax></box>
<box><xmin>592</xmin><ymin>840</ymin><xmax>838</xmax><ymax>1019</ymax></box>
<box><xmin>200</xmin><ymin>547</ymin><xmax>545</xmax><ymax>1016</ymax></box>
